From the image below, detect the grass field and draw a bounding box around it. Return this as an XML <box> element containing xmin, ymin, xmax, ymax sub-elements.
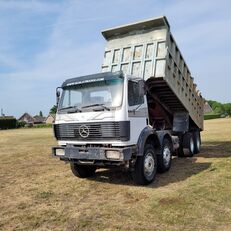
<box><xmin>0</xmin><ymin>118</ymin><xmax>231</xmax><ymax>231</ymax></box>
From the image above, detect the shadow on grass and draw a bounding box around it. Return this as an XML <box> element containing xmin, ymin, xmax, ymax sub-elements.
<box><xmin>88</xmin><ymin>141</ymin><xmax>230</xmax><ymax>186</ymax></box>
<box><xmin>150</xmin><ymin>158</ymin><xmax>211</xmax><ymax>188</ymax></box>
<box><xmin>87</xmin><ymin>158</ymin><xmax>211</xmax><ymax>187</ymax></box>
<box><xmin>198</xmin><ymin>141</ymin><xmax>231</xmax><ymax>158</ymax></box>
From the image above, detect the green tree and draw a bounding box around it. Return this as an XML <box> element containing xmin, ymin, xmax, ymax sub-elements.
<box><xmin>224</xmin><ymin>103</ymin><xmax>231</xmax><ymax>116</ymax></box>
<box><xmin>207</xmin><ymin>100</ymin><xmax>231</xmax><ymax>116</ymax></box>
<box><xmin>39</xmin><ymin>111</ymin><xmax>43</xmax><ymax>117</ymax></box>
<box><xmin>50</xmin><ymin>105</ymin><xmax>57</xmax><ymax>114</ymax></box>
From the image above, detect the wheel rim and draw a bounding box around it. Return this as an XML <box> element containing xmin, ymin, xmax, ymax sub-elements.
<box><xmin>163</xmin><ymin>146</ymin><xmax>171</xmax><ymax>167</ymax></box>
<box><xmin>144</xmin><ymin>153</ymin><xmax>155</xmax><ymax>177</ymax></box>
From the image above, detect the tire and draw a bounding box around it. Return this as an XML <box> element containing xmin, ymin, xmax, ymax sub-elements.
<box><xmin>70</xmin><ymin>163</ymin><xmax>96</xmax><ymax>178</ymax></box>
<box><xmin>178</xmin><ymin>133</ymin><xmax>194</xmax><ymax>157</ymax></box>
<box><xmin>157</xmin><ymin>138</ymin><xmax>172</xmax><ymax>173</ymax></box>
<box><xmin>133</xmin><ymin>144</ymin><xmax>157</xmax><ymax>185</ymax></box>
<box><xmin>193</xmin><ymin>131</ymin><xmax>201</xmax><ymax>154</ymax></box>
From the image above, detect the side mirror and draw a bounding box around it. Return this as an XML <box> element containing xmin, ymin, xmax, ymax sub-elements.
<box><xmin>56</xmin><ymin>90</ymin><xmax>60</xmax><ymax>98</ymax></box>
<box><xmin>137</xmin><ymin>80</ymin><xmax>146</xmax><ymax>97</ymax></box>
<box><xmin>56</xmin><ymin>87</ymin><xmax>62</xmax><ymax>106</ymax></box>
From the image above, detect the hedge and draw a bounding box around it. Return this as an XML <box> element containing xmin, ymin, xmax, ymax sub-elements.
<box><xmin>0</xmin><ymin>118</ymin><xmax>17</xmax><ymax>129</ymax></box>
<box><xmin>16</xmin><ymin>121</ymin><xmax>27</xmax><ymax>128</ymax></box>
<box><xmin>33</xmin><ymin>124</ymin><xmax>52</xmax><ymax>128</ymax></box>
<box><xmin>204</xmin><ymin>114</ymin><xmax>221</xmax><ymax>120</ymax></box>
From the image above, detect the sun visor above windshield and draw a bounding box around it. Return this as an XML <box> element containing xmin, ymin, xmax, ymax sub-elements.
<box><xmin>62</xmin><ymin>71</ymin><xmax>124</xmax><ymax>88</ymax></box>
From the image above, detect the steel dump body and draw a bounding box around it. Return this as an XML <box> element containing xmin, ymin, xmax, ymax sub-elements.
<box><xmin>101</xmin><ymin>16</ymin><xmax>204</xmax><ymax>130</ymax></box>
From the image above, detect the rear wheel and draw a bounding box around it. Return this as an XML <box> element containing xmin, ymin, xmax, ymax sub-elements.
<box><xmin>193</xmin><ymin>131</ymin><xmax>201</xmax><ymax>154</ymax></box>
<box><xmin>178</xmin><ymin>133</ymin><xmax>195</xmax><ymax>157</ymax></box>
<box><xmin>157</xmin><ymin>138</ymin><xmax>172</xmax><ymax>173</ymax></box>
<box><xmin>70</xmin><ymin>163</ymin><xmax>96</xmax><ymax>178</ymax></box>
<box><xmin>133</xmin><ymin>144</ymin><xmax>157</xmax><ymax>185</ymax></box>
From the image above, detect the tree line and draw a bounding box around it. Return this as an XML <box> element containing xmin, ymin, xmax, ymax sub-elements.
<box><xmin>208</xmin><ymin>100</ymin><xmax>231</xmax><ymax>116</ymax></box>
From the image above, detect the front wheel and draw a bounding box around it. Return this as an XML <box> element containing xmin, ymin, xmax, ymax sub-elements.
<box><xmin>70</xmin><ymin>163</ymin><xmax>96</xmax><ymax>178</ymax></box>
<box><xmin>133</xmin><ymin>144</ymin><xmax>157</xmax><ymax>185</ymax></box>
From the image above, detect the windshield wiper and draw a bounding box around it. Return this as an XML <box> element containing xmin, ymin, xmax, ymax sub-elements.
<box><xmin>59</xmin><ymin>106</ymin><xmax>82</xmax><ymax>113</ymax></box>
<box><xmin>82</xmin><ymin>103</ymin><xmax>110</xmax><ymax>111</ymax></box>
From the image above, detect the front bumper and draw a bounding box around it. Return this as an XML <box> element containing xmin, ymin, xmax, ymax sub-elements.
<box><xmin>52</xmin><ymin>145</ymin><xmax>135</xmax><ymax>162</ymax></box>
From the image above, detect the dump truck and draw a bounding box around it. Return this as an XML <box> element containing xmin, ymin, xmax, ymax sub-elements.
<box><xmin>52</xmin><ymin>16</ymin><xmax>204</xmax><ymax>185</ymax></box>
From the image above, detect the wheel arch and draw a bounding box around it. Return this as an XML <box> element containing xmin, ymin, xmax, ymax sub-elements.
<box><xmin>156</xmin><ymin>130</ymin><xmax>174</xmax><ymax>148</ymax></box>
<box><xmin>137</xmin><ymin>126</ymin><xmax>161</xmax><ymax>156</ymax></box>
<box><xmin>162</xmin><ymin>133</ymin><xmax>173</xmax><ymax>151</ymax></box>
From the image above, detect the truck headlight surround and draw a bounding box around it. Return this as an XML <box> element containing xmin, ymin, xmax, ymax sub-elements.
<box><xmin>105</xmin><ymin>150</ymin><xmax>121</xmax><ymax>160</ymax></box>
<box><xmin>55</xmin><ymin>148</ymin><xmax>65</xmax><ymax>156</ymax></box>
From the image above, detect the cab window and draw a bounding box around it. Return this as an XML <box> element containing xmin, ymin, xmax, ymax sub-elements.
<box><xmin>128</xmin><ymin>80</ymin><xmax>144</xmax><ymax>106</ymax></box>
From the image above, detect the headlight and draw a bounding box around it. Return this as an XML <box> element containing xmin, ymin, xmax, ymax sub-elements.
<box><xmin>55</xmin><ymin>148</ymin><xmax>65</xmax><ymax>156</ymax></box>
<box><xmin>105</xmin><ymin>150</ymin><xmax>121</xmax><ymax>160</ymax></box>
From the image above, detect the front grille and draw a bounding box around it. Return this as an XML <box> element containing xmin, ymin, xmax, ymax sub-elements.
<box><xmin>54</xmin><ymin>121</ymin><xmax>130</xmax><ymax>141</ymax></box>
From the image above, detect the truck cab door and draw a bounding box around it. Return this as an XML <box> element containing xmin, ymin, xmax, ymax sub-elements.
<box><xmin>127</xmin><ymin>80</ymin><xmax>149</xmax><ymax>143</ymax></box>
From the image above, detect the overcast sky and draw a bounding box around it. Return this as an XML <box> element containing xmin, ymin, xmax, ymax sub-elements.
<box><xmin>0</xmin><ymin>0</ymin><xmax>230</xmax><ymax>118</ymax></box>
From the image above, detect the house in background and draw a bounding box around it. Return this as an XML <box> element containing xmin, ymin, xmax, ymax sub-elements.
<box><xmin>18</xmin><ymin>113</ymin><xmax>34</xmax><ymax>126</ymax></box>
<box><xmin>18</xmin><ymin>113</ymin><xmax>46</xmax><ymax>126</ymax></box>
<box><xmin>45</xmin><ymin>114</ymin><xmax>55</xmax><ymax>124</ymax></box>
<box><xmin>33</xmin><ymin>115</ymin><xmax>46</xmax><ymax>124</ymax></box>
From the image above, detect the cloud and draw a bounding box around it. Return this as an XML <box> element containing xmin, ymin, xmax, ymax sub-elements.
<box><xmin>0</xmin><ymin>1</ymin><xmax>106</xmax><ymax>81</ymax></box>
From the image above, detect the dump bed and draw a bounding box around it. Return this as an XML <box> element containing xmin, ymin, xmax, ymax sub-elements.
<box><xmin>101</xmin><ymin>16</ymin><xmax>204</xmax><ymax>130</ymax></box>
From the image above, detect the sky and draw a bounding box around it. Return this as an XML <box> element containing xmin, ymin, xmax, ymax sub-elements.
<box><xmin>0</xmin><ymin>0</ymin><xmax>230</xmax><ymax>118</ymax></box>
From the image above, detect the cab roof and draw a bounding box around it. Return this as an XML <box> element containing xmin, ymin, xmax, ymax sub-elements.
<box><xmin>62</xmin><ymin>71</ymin><xmax>123</xmax><ymax>88</ymax></box>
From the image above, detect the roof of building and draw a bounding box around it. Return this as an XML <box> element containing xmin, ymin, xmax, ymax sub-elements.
<box><xmin>47</xmin><ymin>113</ymin><xmax>55</xmax><ymax>118</ymax></box>
<box><xmin>33</xmin><ymin>115</ymin><xmax>46</xmax><ymax>123</ymax></box>
<box><xmin>45</xmin><ymin>114</ymin><xmax>55</xmax><ymax>123</ymax></box>
<box><xmin>18</xmin><ymin>113</ymin><xmax>34</xmax><ymax>122</ymax></box>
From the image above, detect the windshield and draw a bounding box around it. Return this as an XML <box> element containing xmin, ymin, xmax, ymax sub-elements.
<box><xmin>58</xmin><ymin>76</ymin><xmax>124</xmax><ymax>112</ymax></box>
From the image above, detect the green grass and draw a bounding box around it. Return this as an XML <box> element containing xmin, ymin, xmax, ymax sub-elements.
<box><xmin>0</xmin><ymin>118</ymin><xmax>231</xmax><ymax>230</ymax></box>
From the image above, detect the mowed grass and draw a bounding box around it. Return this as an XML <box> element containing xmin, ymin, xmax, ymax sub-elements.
<box><xmin>0</xmin><ymin>119</ymin><xmax>231</xmax><ymax>231</ymax></box>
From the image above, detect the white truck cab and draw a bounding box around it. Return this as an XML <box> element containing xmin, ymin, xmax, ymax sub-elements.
<box><xmin>53</xmin><ymin>71</ymin><xmax>174</xmax><ymax>184</ymax></box>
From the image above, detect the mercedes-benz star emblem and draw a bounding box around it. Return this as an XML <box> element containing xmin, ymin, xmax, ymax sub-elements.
<box><xmin>79</xmin><ymin>125</ymin><xmax>90</xmax><ymax>138</ymax></box>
